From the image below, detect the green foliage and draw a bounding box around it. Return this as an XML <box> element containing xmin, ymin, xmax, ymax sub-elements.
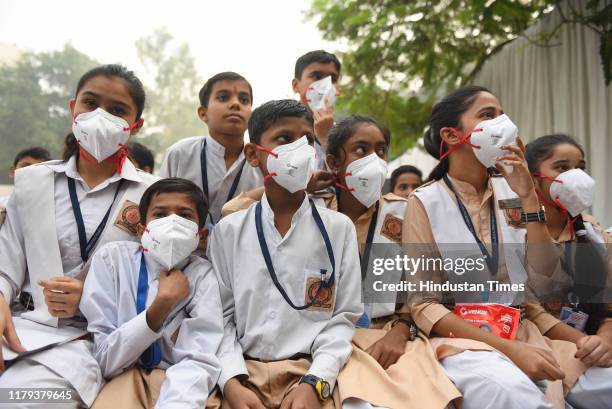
<box><xmin>0</xmin><ymin>45</ymin><xmax>99</xmax><ymax>184</ymax></box>
<box><xmin>135</xmin><ymin>28</ymin><xmax>205</xmax><ymax>157</ymax></box>
<box><xmin>309</xmin><ymin>0</ymin><xmax>610</xmax><ymax>157</ymax></box>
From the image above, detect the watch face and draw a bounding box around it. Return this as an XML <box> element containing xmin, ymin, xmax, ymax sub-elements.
<box><xmin>321</xmin><ymin>381</ymin><xmax>330</xmax><ymax>399</ymax></box>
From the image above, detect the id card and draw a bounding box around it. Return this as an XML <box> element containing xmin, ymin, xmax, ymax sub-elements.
<box><xmin>559</xmin><ymin>307</ymin><xmax>588</xmax><ymax>333</ymax></box>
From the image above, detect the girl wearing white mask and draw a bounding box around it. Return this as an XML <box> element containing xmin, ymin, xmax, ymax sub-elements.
<box><xmin>323</xmin><ymin>115</ymin><xmax>460</xmax><ymax>409</ymax></box>
<box><xmin>525</xmin><ymin>134</ymin><xmax>612</xmax><ymax>409</ymax></box>
<box><xmin>403</xmin><ymin>86</ymin><xmax>585</xmax><ymax>409</ymax></box>
<box><xmin>0</xmin><ymin>64</ymin><xmax>158</xmax><ymax>408</ymax></box>
<box><xmin>80</xmin><ymin>178</ymin><xmax>223</xmax><ymax>408</ymax></box>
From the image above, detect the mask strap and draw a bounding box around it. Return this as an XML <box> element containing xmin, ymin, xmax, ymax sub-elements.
<box><xmin>123</xmin><ymin>122</ymin><xmax>140</xmax><ymax>132</ymax></box>
<box><xmin>439</xmin><ymin>127</ymin><xmax>483</xmax><ymax>160</ymax></box>
<box><xmin>535</xmin><ymin>189</ymin><xmax>578</xmax><ymax>239</ymax></box>
<box><xmin>255</xmin><ymin>145</ymin><xmax>279</xmax><ymax>183</ymax></box>
<box><xmin>255</xmin><ymin>145</ymin><xmax>278</xmax><ymax>158</ymax></box>
<box><xmin>77</xmin><ymin>142</ymin><xmax>96</xmax><ymax>163</ymax></box>
<box><xmin>264</xmin><ymin>172</ymin><xmax>278</xmax><ymax>183</ymax></box>
<box><xmin>532</xmin><ymin>172</ymin><xmax>563</xmax><ymax>184</ymax></box>
<box><xmin>109</xmin><ymin>144</ymin><xmax>129</xmax><ymax>175</ymax></box>
<box><xmin>334</xmin><ymin>172</ymin><xmax>355</xmax><ymax>192</ymax></box>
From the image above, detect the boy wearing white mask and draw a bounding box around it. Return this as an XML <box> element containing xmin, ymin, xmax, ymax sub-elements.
<box><xmin>159</xmin><ymin>72</ymin><xmax>263</xmax><ymax>223</ymax></box>
<box><xmin>207</xmin><ymin>100</ymin><xmax>362</xmax><ymax>409</ymax></box>
<box><xmin>292</xmin><ymin>50</ymin><xmax>342</xmax><ymax>170</ymax></box>
<box><xmin>80</xmin><ymin>178</ymin><xmax>223</xmax><ymax>408</ymax></box>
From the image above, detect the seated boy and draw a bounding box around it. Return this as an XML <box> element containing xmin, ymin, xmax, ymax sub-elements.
<box><xmin>159</xmin><ymin>72</ymin><xmax>263</xmax><ymax>223</ymax></box>
<box><xmin>208</xmin><ymin>99</ymin><xmax>362</xmax><ymax>409</ymax></box>
<box><xmin>80</xmin><ymin>178</ymin><xmax>223</xmax><ymax>408</ymax></box>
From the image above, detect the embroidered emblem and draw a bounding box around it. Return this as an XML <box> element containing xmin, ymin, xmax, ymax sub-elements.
<box><xmin>498</xmin><ymin>198</ymin><xmax>526</xmax><ymax>228</ymax></box>
<box><xmin>114</xmin><ymin>199</ymin><xmax>140</xmax><ymax>235</ymax></box>
<box><xmin>305</xmin><ymin>276</ymin><xmax>335</xmax><ymax>312</ymax></box>
<box><xmin>380</xmin><ymin>213</ymin><xmax>403</xmax><ymax>243</ymax></box>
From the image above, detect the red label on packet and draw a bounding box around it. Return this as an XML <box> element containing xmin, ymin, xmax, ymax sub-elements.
<box><xmin>453</xmin><ymin>303</ymin><xmax>521</xmax><ymax>340</ymax></box>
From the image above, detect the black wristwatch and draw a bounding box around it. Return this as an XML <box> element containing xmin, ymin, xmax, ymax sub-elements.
<box><xmin>521</xmin><ymin>206</ymin><xmax>546</xmax><ymax>223</ymax></box>
<box><xmin>392</xmin><ymin>318</ymin><xmax>418</xmax><ymax>341</ymax></box>
<box><xmin>299</xmin><ymin>374</ymin><xmax>330</xmax><ymax>401</ymax></box>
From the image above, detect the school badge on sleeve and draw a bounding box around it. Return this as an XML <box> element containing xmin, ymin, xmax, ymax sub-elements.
<box><xmin>114</xmin><ymin>199</ymin><xmax>140</xmax><ymax>235</ymax></box>
<box><xmin>498</xmin><ymin>198</ymin><xmax>526</xmax><ymax>228</ymax></box>
<box><xmin>380</xmin><ymin>213</ymin><xmax>403</xmax><ymax>243</ymax></box>
<box><xmin>305</xmin><ymin>277</ymin><xmax>336</xmax><ymax>312</ymax></box>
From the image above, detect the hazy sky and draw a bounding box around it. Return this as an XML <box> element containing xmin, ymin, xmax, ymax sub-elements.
<box><xmin>0</xmin><ymin>0</ymin><xmax>342</xmax><ymax>106</ymax></box>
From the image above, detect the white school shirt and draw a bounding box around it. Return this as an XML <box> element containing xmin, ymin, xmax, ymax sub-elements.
<box><xmin>159</xmin><ymin>135</ymin><xmax>263</xmax><ymax>223</ymax></box>
<box><xmin>0</xmin><ymin>156</ymin><xmax>143</xmax><ymax>302</ymax></box>
<box><xmin>208</xmin><ymin>192</ymin><xmax>363</xmax><ymax>391</ymax></box>
<box><xmin>80</xmin><ymin>241</ymin><xmax>223</xmax><ymax>408</ymax></box>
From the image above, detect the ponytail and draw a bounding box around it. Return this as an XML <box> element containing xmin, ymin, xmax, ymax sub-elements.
<box><xmin>62</xmin><ymin>133</ymin><xmax>78</xmax><ymax>161</ymax></box>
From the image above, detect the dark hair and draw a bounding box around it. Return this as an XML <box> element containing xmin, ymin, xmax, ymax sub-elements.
<box><xmin>63</xmin><ymin>64</ymin><xmax>146</xmax><ymax>161</ymax></box>
<box><xmin>390</xmin><ymin>165</ymin><xmax>423</xmax><ymax>190</ymax></box>
<box><xmin>128</xmin><ymin>141</ymin><xmax>155</xmax><ymax>172</ymax></box>
<box><xmin>525</xmin><ymin>133</ymin><xmax>606</xmax><ymax>334</ymax></box>
<box><xmin>424</xmin><ymin>85</ymin><xmax>490</xmax><ymax>181</ymax></box>
<box><xmin>294</xmin><ymin>50</ymin><xmax>341</xmax><ymax>79</ymax></box>
<box><xmin>13</xmin><ymin>146</ymin><xmax>51</xmax><ymax>166</ymax></box>
<box><xmin>139</xmin><ymin>178</ymin><xmax>209</xmax><ymax>229</ymax></box>
<box><xmin>525</xmin><ymin>133</ymin><xmax>584</xmax><ymax>174</ymax></box>
<box><xmin>198</xmin><ymin>72</ymin><xmax>253</xmax><ymax>108</ymax></box>
<box><xmin>248</xmin><ymin>99</ymin><xmax>313</xmax><ymax>145</ymax></box>
<box><xmin>326</xmin><ymin>115</ymin><xmax>391</xmax><ymax>162</ymax></box>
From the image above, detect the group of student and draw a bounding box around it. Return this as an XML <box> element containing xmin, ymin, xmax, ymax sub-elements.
<box><xmin>0</xmin><ymin>49</ymin><xmax>610</xmax><ymax>409</ymax></box>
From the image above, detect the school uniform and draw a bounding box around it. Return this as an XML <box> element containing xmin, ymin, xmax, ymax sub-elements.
<box><xmin>0</xmin><ymin>156</ymin><xmax>158</xmax><ymax>408</ymax></box>
<box><xmin>527</xmin><ymin>215</ymin><xmax>612</xmax><ymax>409</ymax></box>
<box><xmin>159</xmin><ymin>135</ymin><xmax>263</xmax><ymax>223</ymax></box>
<box><xmin>207</xmin><ymin>193</ymin><xmax>363</xmax><ymax>408</ymax></box>
<box><xmin>79</xmin><ymin>241</ymin><xmax>223</xmax><ymax>409</ymax></box>
<box><xmin>406</xmin><ymin>174</ymin><xmax>610</xmax><ymax>409</ymax></box>
<box><xmin>329</xmin><ymin>193</ymin><xmax>461</xmax><ymax>409</ymax></box>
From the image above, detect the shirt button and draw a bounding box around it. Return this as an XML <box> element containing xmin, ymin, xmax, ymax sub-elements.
<box><xmin>269</xmin><ymin>311</ymin><xmax>276</xmax><ymax>319</ymax></box>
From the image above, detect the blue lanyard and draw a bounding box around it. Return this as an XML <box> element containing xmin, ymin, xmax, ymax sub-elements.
<box><xmin>442</xmin><ymin>175</ymin><xmax>499</xmax><ymax>275</ymax></box>
<box><xmin>200</xmin><ymin>138</ymin><xmax>246</xmax><ymax>223</ymax></box>
<box><xmin>67</xmin><ymin>177</ymin><xmax>124</xmax><ymax>263</ymax></box>
<box><xmin>255</xmin><ymin>199</ymin><xmax>335</xmax><ymax>310</ymax></box>
<box><xmin>137</xmin><ymin>253</ymin><xmax>162</xmax><ymax>369</ymax></box>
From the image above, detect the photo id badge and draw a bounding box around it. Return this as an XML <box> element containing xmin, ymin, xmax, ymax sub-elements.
<box><xmin>559</xmin><ymin>307</ymin><xmax>588</xmax><ymax>333</ymax></box>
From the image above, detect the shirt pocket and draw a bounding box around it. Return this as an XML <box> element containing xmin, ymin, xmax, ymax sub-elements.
<box><xmin>300</xmin><ymin>263</ymin><xmax>336</xmax><ymax>321</ymax></box>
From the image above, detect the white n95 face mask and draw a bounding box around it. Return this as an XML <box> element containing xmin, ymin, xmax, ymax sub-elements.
<box><xmin>141</xmin><ymin>214</ymin><xmax>200</xmax><ymax>270</ymax></box>
<box><xmin>266</xmin><ymin>136</ymin><xmax>316</xmax><ymax>193</ymax></box>
<box><xmin>343</xmin><ymin>153</ymin><xmax>388</xmax><ymax>208</ymax></box>
<box><xmin>470</xmin><ymin>114</ymin><xmax>518</xmax><ymax>169</ymax></box>
<box><xmin>549</xmin><ymin>168</ymin><xmax>595</xmax><ymax>216</ymax></box>
<box><xmin>305</xmin><ymin>76</ymin><xmax>337</xmax><ymax>112</ymax></box>
<box><xmin>72</xmin><ymin>108</ymin><xmax>135</xmax><ymax>162</ymax></box>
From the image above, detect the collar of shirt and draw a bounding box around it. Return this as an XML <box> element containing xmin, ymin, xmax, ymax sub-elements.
<box><xmin>445</xmin><ymin>174</ymin><xmax>493</xmax><ymax>209</ymax></box>
<box><xmin>47</xmin><ymin>155</ymin><xmax>142</xmax><ymax>193</ymax></box>
<box><xmin>205</xmin><ymin>135</ymin><xmax>246</xmax><ymax>170</ymax></box>
<box><xmin>260</xmin><ymin>191</ymin><xmax>311</xmax><ymax>243</ymax></box>
<box><xmin>142</xmin><ymin>251</ymin><xmax>191</xmax><ymax>285</ymax></box>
